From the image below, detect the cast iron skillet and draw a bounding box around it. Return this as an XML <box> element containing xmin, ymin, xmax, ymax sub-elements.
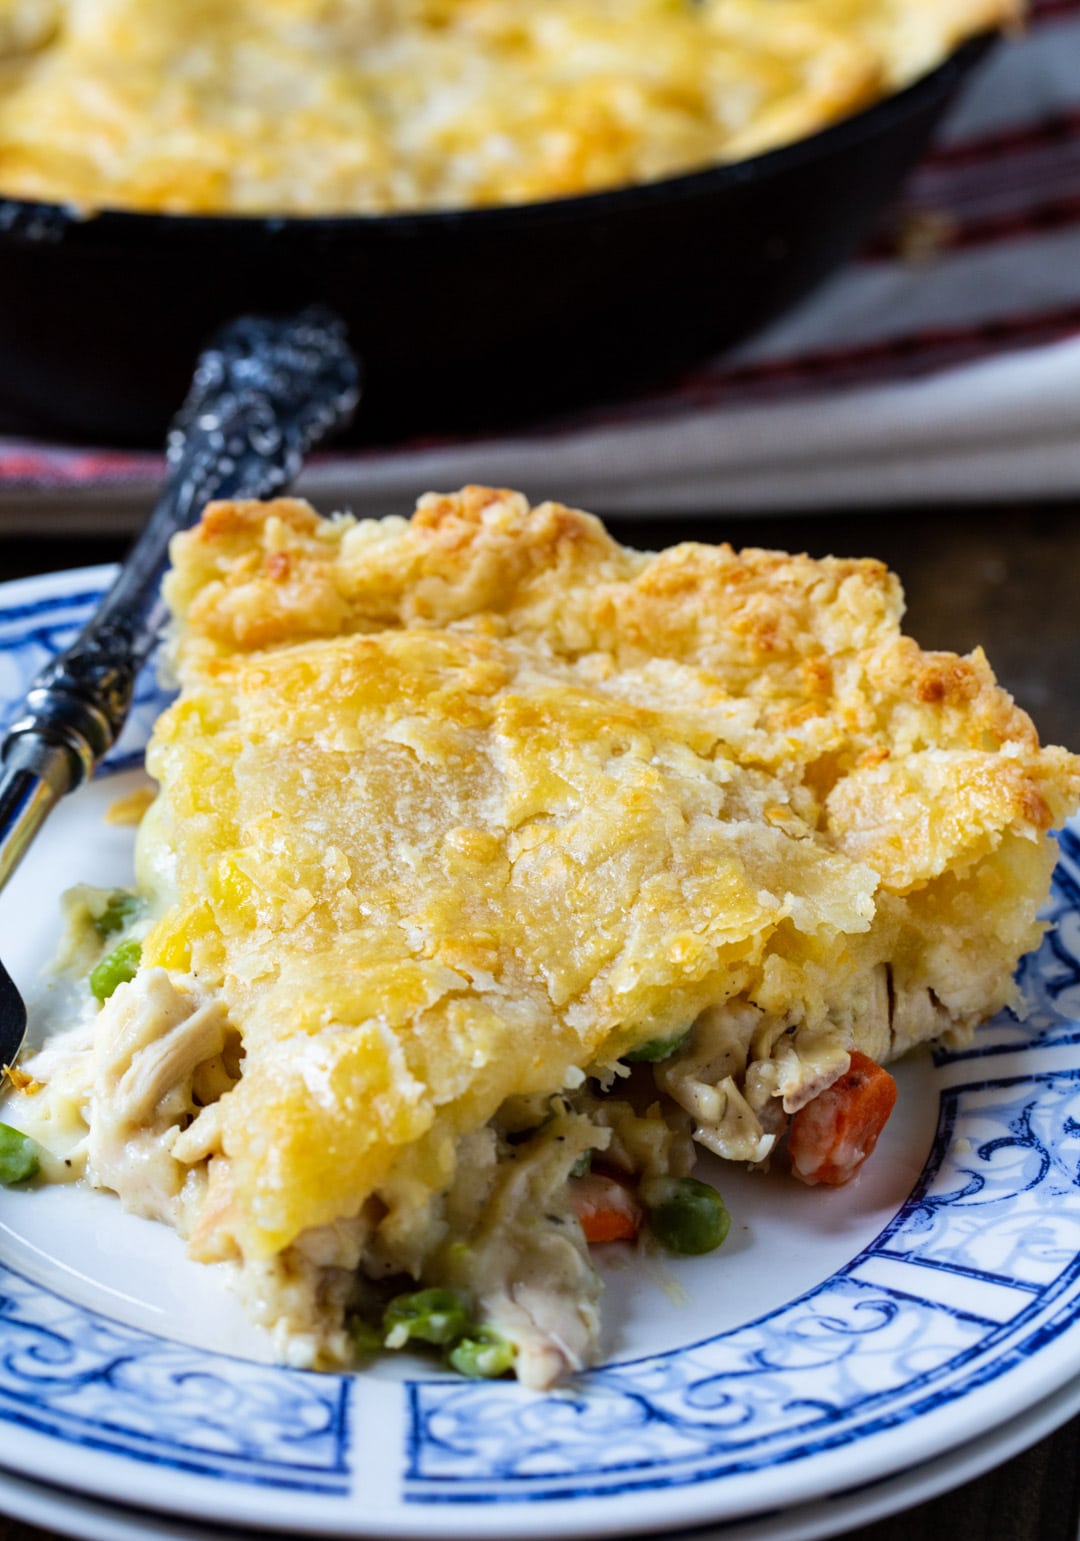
<box><xmin>0</xmin><ymin>35</ymin><xmax>994</xmax><ymax>448</ymax></box>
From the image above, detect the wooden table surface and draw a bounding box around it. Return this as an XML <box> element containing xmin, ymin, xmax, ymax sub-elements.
<box><xmin>0</xmin><ymin>501</ymin><xmax>1076</xmax><ymax>1541</ymax></box>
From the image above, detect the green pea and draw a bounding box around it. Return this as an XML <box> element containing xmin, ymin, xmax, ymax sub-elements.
<box><xmin>92</xmin><ymin>891</ymin><xmax>143</xmax><ymax>939</ymax></box>
<box><xmin>446</xmin><ymin>1329</ymin><xmax>516</xmax><ymax>1379</ymax></box>
<box><xmin>624</xmin><ymin>1029</ymin><xmax>691</xmax><ymax>1064</ymax></box>
<box><xmin>570</xmin><ymin>1149</ymin><xmax>593</xmax><ymax>1178</ymax></box>
<box><xmin>89</xmin><ymin>938</ymin><xmax>142</xmax><ymax>1002</ymax></box>
<box><xmin>383</xmin><ymin>1289</ymin><xmax>470</xmax><ymax>1349</ymax></box>
<box><xmin>641</xmin><ymin>1176</ymin><xmax>730</xmax><ymax>1256</ymax></box>
<box><xmin>0</xmin><ymin>1124</ymin><xmax>40</xmax><ymax>1185</ymax></box>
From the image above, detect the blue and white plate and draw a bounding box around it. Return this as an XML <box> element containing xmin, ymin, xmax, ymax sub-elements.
<box><xmin>1</xmin><ymin>567</ymin><xmax>1079</xmax><ymax>1540</ymax></box>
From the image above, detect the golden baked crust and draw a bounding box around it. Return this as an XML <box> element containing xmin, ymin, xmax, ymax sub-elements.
<box><xmin>0</xmin><ymin>0</ymin><xmax>1021</xmax><ymax>214</ymax></box>
<box><xmin>125</xmin><ymin>487</ymin><xmax>1078</xmax><ymax>1266</ymax></box>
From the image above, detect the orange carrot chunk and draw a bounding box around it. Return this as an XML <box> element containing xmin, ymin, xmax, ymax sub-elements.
<box><xmin>788</xmin><ymin>1050</ymin><xmax>898</xmax><ymax>1187</ymax></box>
<box><xmin>569</xmin><ymin>1171</ymin><xmax>643</xmax><ymax>1244</ymax></box>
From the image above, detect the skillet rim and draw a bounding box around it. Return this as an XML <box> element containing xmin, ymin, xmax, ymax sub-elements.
<box><xmin>0</xmin><ymin>31</ymin><xmax>995</xmax><ymax>244</ymax></box>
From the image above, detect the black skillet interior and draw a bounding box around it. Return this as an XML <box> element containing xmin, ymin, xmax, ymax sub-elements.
<box><xmin>0</xmin><ymin>35</ymin><xmax>993</xmax><ymax>449</ymax></box>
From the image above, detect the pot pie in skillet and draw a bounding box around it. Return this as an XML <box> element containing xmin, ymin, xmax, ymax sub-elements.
<box><xmin>6</xmin><ymin>488</ymin><xmax>1078</xmax><ymax>1388</ymax></box>
<box><xmin>0</xmin><ymin>0</ymin><xmax>1019</xmax><ymax>214</ymax></box>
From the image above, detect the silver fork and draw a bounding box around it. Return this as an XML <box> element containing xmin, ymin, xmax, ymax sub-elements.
<box><xmin>0</xmin><ymin>309</ymin><xmax>359</xmax><ymax>1069</ymax></box>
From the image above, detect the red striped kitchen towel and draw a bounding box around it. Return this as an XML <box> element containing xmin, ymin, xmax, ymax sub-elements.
<box><xmin>2</xmin><ymin>0</ymin><xmax>1079</xmax><ymax>525</ymax></box>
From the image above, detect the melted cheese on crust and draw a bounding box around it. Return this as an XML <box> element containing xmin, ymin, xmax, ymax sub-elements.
<box><xmin>131</xmin><ymin>488</ymin><xmax>1078</xmax><ymax>1261</ymax></box>
<box><xmin>0</xmin><ymin>0</ymin><xmax>1020</xmax><ymax>214</ymax></box>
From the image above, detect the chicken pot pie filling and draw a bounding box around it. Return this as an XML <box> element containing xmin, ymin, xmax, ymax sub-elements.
<box><xmin>0</xmin><ymin>0</ymin><xmax>1020</xmax><ymax>214</ymax></box>
<box><xmin>6</xmin><ymin>488</ymin><xmax>1078</xmax><ymax>1387</ymax></box>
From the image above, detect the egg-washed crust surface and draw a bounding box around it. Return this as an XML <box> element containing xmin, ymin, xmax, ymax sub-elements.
<box><xmin>136</xmin><ymin>488</ymin><xmax>1079</xmax><ymax>1262</ymax></box>
<box><xmin>0</xmin><ymin>0</ymin><xmax>1020</xmax><ymax>215</ymax></box>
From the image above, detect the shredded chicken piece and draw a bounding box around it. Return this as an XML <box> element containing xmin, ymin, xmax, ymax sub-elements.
<box><xmin>449</xmin><ymin>1113</ymin><xmax>604</xmax><ymax>1389</ymax></box>
<box><xmin>89</xmin><ymin>969</ymin><xmax>229</xmax><ymax>1226</ymax></box>
<box><xmin>658</xmin><ymin>1002</ymin><xmax>778</xmax><ymax>1162</ymax></box>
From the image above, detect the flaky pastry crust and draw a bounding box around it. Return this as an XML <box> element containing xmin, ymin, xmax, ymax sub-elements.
<box><xmin>132</xmin><ymin>488</ymin><xmax>1079</xmax><ymax>1260</ymax></box>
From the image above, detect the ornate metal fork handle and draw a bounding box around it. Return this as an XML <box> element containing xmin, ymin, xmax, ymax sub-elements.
<box><xmin>0</xmin><ymin>311</ymin><xmax>359</xmax><ymax>1045</ymax></box>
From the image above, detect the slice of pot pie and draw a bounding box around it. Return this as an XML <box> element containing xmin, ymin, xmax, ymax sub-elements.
<box><xmin>9</xmin><ymin>488</ymin><xmax>1079</xmax><ymax>1388</ymax></box>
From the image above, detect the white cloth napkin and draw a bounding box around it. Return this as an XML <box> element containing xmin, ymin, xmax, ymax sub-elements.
<box><xmin>1</xmin><ymin>0</ymin><xmax>1078</xmax><ymax>526</ymax></box>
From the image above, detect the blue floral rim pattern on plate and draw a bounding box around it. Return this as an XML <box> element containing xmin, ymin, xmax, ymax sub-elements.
<box><xmin>0</xmin><ymin>568</ymin><xmax>1078</xmax><ymax>1539</ymax></box>
<box><xmin>0</xmin><ymin>1261</ymin><xmax>352</xmax><ymax>1492</ymax></box>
